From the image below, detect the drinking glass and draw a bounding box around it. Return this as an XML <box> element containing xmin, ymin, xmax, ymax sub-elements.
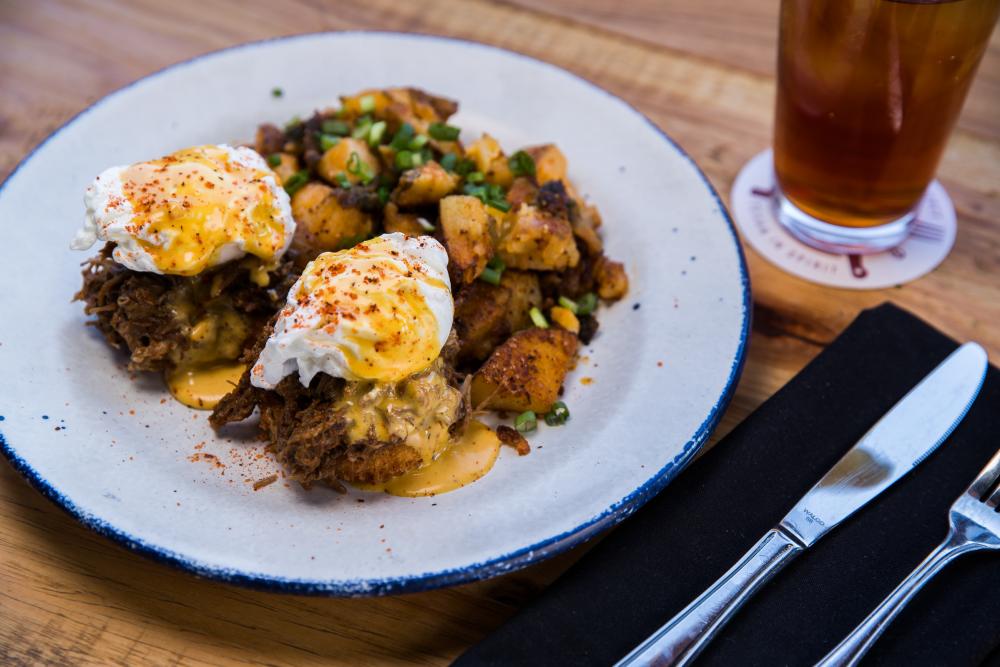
<box><xmin>773</xmin><ymin>0</ymin><xmax>1000</xmax><ymax>254</ymax></box>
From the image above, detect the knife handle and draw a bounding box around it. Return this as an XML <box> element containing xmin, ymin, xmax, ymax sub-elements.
<box><xmin>616</xmin><ymin>528</ymin><xmax>804</xmax><ymax>667</ymax></box>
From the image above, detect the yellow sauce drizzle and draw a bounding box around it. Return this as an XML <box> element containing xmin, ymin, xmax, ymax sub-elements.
<box><xmin>166</xmin><ymin>362</ymin><xmax>245</xmax><ymax>410</ymax></box>
<box><xmin>360</xmin><ymin>421</ymin><xmax>501</xmax><ymax>497</ymax></box>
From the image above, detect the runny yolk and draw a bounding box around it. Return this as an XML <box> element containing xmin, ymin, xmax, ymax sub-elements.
<box><xmin>119</xmin><ymin>145</ymin><xmax>287</xmax><ymax>276</ymax></box>
<box><xmin>166</xmin><ymin>362</ymin><xmax>246</xmax><ymax>410</ymax></box>
<box><xmin>359</xmin><ymin>421</ymin><xmax>502</xmax><ymax>497</ymax></box>
<box><xmin>293</xmin><ymin>237</ymin><xmax>450</xmax><ymax>382</ymax></box>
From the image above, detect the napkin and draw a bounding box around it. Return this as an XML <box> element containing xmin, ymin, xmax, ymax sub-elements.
<box><xmin>455</xmin><ymin>303</ymin><xmax>1000</xmax><ymax>666</ymax></box>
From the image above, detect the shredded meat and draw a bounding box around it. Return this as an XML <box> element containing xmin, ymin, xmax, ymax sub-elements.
<box><xmin>74</xmin><ymin>243</ymin><xmax>296</xmax><ymax>372</ymax></box>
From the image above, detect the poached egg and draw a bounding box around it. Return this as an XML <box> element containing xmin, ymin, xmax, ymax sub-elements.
<box><xmin>251</xmin><ymin>233</ymin><xmax>453</xmax><ymax>388</ymax></box>
<box><xmin>72</xmin><ymin>144</ymin><xmax>295</xmax><ymax>275</ymax></box>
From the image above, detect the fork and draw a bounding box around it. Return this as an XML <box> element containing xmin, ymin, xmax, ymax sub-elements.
<box><xmin>817</xmin><ymin>447</ymin><xmax>1000</xmax><ymax>666</ymax></box>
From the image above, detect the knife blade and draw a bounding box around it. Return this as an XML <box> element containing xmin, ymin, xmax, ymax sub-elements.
<box><xmin>617</xmin><ymin>341</ymin><xmax>988</xmax><ymax>667</ymax></box>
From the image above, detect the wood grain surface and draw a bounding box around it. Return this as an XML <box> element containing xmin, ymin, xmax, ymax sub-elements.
<box><xmin>1</xmin><ymin>1</ymin><xmax>998</xmax><ymax>664</ymax></box>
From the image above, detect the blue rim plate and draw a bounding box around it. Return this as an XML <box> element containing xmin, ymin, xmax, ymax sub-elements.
<box><xmin>0</xmin><ymin>31</ymin><xmax>749</xmax><ymax>596</ymax></box>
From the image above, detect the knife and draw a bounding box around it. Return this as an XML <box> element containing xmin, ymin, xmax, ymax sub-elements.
<box><xmin>616</xmin><ymin>341</ymin><xmax>988</xmax><ymax>667</ymax></box>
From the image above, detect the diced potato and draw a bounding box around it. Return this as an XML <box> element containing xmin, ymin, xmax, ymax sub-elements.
<box><xmin>524</xmin><ymin>144</ymin><xmax>568</xmax><ymax>185</ymax></box>
<box><xmin>470</xmin><ymin>328</ymin><xmax>579</xmax><ymax>413</ymax></box>
<box><xmin>550</xmin><ymin>306</ymin><xmax>580</xmax><ymax>334</ymax></box>
<box><xmin>269</xmin><ymin>153</ymin><xmax>299</xmax><ymax>186</ymax></box>
<box><xmin>317</xmin><ymin>138</ymin><xmax>380</xmax><ymax>186</ymax></box>
<box><xmin>291</xmin><ymin>182</ymin><xmax>373</xmax><ymax>254</ymax></box>
<box><xmin>340</xmin><ymin>89</ymin><xmax>392</xmax><ymax>118</ymax></box>
<box><xmin>382</xmin><ymin>202</ymin><xmax>427</xmax><ymax>236</ymax></box>
<box><xmin>384</xmin><ymin>87</ymin><xmax>459</xmax><ymax>131</ymax></box>
<box><xmin>394</xmin><ymin>161</ymin><xmax>460</xmax><ymax>207</ymax></box>
<box><xmin>569</xmin><ymin>199</ymin><xmax>604</xmax><ymax>254</ymax></box>
<box><xmin>439</xmin><ymin>195</ymin><xmax>495</xmax><ymax>284</ymax></box>
<box><xmin>454</xmin><ymin>281</ymin><xmax>511</xmax><ymax>362</ymax></box>
<box><xmin>499</xmin><ymin>270</ymin><xmax>542</xmax><ymax>332</ymax></box>
<box><xmin>466</xmin><ymin>134</ymin><xmax>513</xmax><ymax>187</ymax></box>
<box><xmin>595</xmin><ymin>256</ymin><xmax>629</xmax><ymax>300</ymax></box>
<box><xmin>497</xmin><ymin>204</ymin><xmax>580</xmax><ymax>271</ymax></box>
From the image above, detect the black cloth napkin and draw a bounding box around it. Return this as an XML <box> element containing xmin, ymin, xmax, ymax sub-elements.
<box><xmin>456</xmin><ymin>303</ymin><xmax>1000</xmax><ymax>666</ymax></box>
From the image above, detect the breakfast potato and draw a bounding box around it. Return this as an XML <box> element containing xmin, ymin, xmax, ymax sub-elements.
<box><xmin>466</xmin><ymin>134</ymin><xmax>514</xmax><ymax>187</ymax></box>
<box><xmin>524</xmin><ymin>144</ymin><xmax>568</xmax><ymax>185</ymax></box>
<box><xmin>340</xmin><ymin>89</ymin><xmax>392</xmax><ymax>118</ymax></box>
<box><xmin>499</xmin><ymin>270</ymin><xmax>542</xmax><ymax>332</ymax></box>
<box><xmin>506</xmin><ymin>177</ymin><xmax>538</xmax><ymax>210</ymax></box>
<box><xmin>497</xmin><ymin>204</ymin><xmax>580</xmax><ymax>271</ymax></box>
<box><xmin>394</xmin><ymin>161</ymin><xmax>460</xmax><ymax>207</ymax></box>
<box><xmin>439</xmin><ymin>195</ymin><xmax>495</xmax><ymax>284</ymax></box>
<box><xmin>454</xmin><ymin>281</ymin><xmax>511</xmax><ymax>362</ymax></box>
<box><xmin>317</xmin><ymin>138</ymin><xmax>380</xmax><ymax>186</ymax></box>
<box><xmin>382</xmin><ymin>202</ymin><xmax>427</xmax><ymax>236</ymax></box>
<box><xmin>470</xmin><ymin>327</ymin><xmax>579</xmax><ymax>413</ymax></box>
<box><xmin>595</xmin><ymin>255</ymin><xmax>629</xmax><ymax>300</ymax></box>
<box><xmin>291</xmin><ymin>182</ymin><xmax>372</xmax><ymax>254</ymax></box>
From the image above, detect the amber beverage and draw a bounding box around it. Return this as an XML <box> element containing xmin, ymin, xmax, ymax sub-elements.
<box><xmin>773</xmin><ymin>0</ymin><xmax>999</xmax><ymax>253</ymax></box>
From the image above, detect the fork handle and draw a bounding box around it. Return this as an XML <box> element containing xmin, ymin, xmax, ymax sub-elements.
<box><xmin>616</xmin><ymin>528</ymin><xmax>803</xmax><ymax>667</ymax></box>
<box><xmin>816</xmin><ymin>533</ymin><xmax>983</xmax><ymax>667</ymax></box>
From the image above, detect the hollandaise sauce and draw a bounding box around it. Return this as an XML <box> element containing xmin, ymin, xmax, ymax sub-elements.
<box><xmin>359</xmin><ymin>421</ymin><xmax>501</xmax><ymax>497</ymax></box>
<box><xmin>166</xmin><ymin>362</ymin><xmax>245</xmax><ymax>410</ymax></box>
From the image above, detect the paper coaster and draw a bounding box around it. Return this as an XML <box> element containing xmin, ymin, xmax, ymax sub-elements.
<box><xmin>730</xmin><ymin>150</ymin><xmax>956</xmax><ymax>289</ymax></box>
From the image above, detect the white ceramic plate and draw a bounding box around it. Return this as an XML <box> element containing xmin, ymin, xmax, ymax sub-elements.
<box><xmin>0</xmin><ymin>32</ymin><xmax>749</xmax><ymax>595</ymax></box>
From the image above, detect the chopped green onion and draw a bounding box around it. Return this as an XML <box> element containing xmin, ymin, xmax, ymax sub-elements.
<box><xmin>395</xmin><ymin>150</ymin><xmax>414</xmax><ymax>170</ymax></box>
<box><xmin>487</xmin><ymin>256</ymin><xmax>506</xmax><ymax>272</ymax></box>
<box><xmin>335</xmin><ymin>172</ymin><xmax>351</xmax><ymax>188</ymax></box>
<box><xmin>479</xmin><ymin>267</ymin><xmax>502</xmax><ymax>285</ymax></box>
<box><xmin>359</xmin><ymin>94</ymin><xmax>376</xmax><ymax>113</ymax></box>
<box><xmin>321</xmin><ymin>119</ymin><xmax>350</xmax><ymax>136</ymax></box>
<box><xmin>420</xmin><ymin>147</ymin><xmax>434</xmax><ymax>164</ymax></box>
<box><xmin>577</xmin><ymin>292</ymin><xmax>598</xmax><ymax>316</ymax></box>
<box><xmin>377</xmin><ymin>184</ymin><xmax>391</xmax><ymax>205</ymax></box>
<box><xmin>439</xmin><ymin>153</ymin><xmax>458</xmax><ymax>171</ymax></box>
<box><xmin>351</xmin><ymin>119</ymin><xmax>372</xmax><ymax>140</ymax></box>
<box><xmin>389</xmin><ymin>123</ymin><xmax>415</xmax><ymax>150</ymax></box>
<box><xmin>368</xmin><ymin>120</ymin><xmax>387</xmax><ymax>147</ymax></box>
<box><xmin>283</xmin><ymin>170</ymin><xmax>309</xmax><ymax>196</ymax></box>
<box><xmin>318</xmin><ymin>134</ymin><xmax>340</xmax><ymax>152</ymax></box>
<box><xmin>266</xmin><ymin>153</ymin><xmax>282</xmax><ymax>168</ymax></box>
<box><xmin>515</xmin><ymin>410</ymin><xmax>537</xmax><ymax>433</ymax></box>
<box><xmin>544</xmin><ymin>401</ymin><xmax>570</xmax><ymax>426</ymax></box>
<box><xmin>455</xmin><ymin>158</ymin><xmax>476</xmax><ymax>176</ymax></box>
<box><xmin>558</xmin><ymin>296</ymin><xmax>579</xmax><ymax>314</ymax></box>
<box><xmin>466</xmin><ymin>171</ymin><xmax>485</xmax><ymax>184</ymax></box>
<box><xmin>529</xmin><ymin>307</ymin><xmax>549</xmax><ymax>329</ymax></box>
<box><xmin>346</xmin><ymin>152</ymin><xmax>374</xmax><ymax>184</ymax></box>
<box><xmin>408</xmin><ymin>134</ymin><xmax>429</xmax><ymax>150</ymax></box>
<box><xmin>271</xmin><ymin>87</ymin><xmax>283</xmax><ymax>98</ymax></box>
<box><xmin>508</xmin><ymin>150</ymin><xmax>537</xmax><ymax>178</ymax></box>
<box><xmin>416</xmin><ymin>217</ymin><xmax>436</xmax><ymax>232</ymax></box>
<box><xmin>284</xmin><ymin>116</ymin><xmax>302</xmax><ymax>131</ymax></box>
<box><xmin>463</xmin><ymin>182</ymin><xmax>510</xmax><ymax>212</ymax></box>
<box><xmin>488</xmin><ymin>198</ymin><xmax>511</xmax><ymax>212</ymax></box>
<box><xmin>410</xmin><ymin>152</ymin><xmax>424</xmax><ymax>167</ymax></box>
<box><xmin>428</xmin><ymin>122</ymin><xmax>461</xmax><ymax>141</ymax></box>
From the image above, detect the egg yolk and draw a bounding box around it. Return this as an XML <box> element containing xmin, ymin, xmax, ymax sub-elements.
<box><xmin>118</xmin><ymin>145</ymin><xmax>287</xmax><ymax>275</ymax></box>
<box><xmin>290</xmin><ymin>237</ymin><xmax>449</xmax><ymax>382</ymax></box>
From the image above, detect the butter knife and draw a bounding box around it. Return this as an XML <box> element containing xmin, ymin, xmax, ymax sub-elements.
<box><xmin>616</xmin><ymin>342</ymin><xmax>988</xmax><ymax>667</ymax></box>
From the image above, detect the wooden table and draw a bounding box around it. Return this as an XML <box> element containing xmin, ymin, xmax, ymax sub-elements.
<box><xmin>1</xmin><ymin>1</ymin><xmax>997</xmax><ymax>664</ymax></box>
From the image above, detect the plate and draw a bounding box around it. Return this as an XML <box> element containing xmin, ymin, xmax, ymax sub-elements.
<box><xmin>0</xmin><ymin>32</ymin><xmax>749</xmax><ymax>595</ymax></box>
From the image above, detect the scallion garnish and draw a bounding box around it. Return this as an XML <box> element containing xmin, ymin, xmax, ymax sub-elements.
<box><xmin>558</xmin><ymin>296</ymin><xmax>579</xmax><ymax>314</ymax></box>
<box><xmin>395</xmin><ymin>150</ymin><xmax>414</xmax><ymax>170</ymax></box>
<box><xmin>390</xmin><ymin>123</ymin><xmax>415</xmax><ymax>151</ymax></box>
<box><xmin>455</xmin><ymin>158</ymin><xmax>476</xmax><ymax>176</ymax></box>
<box><xmin>439</xmin><ymin>153</ymin><xmax>458</xmax><ymax>171</ymax></box>
<box><xmin>352</xmin><ymin>118</ymin><xmax>372</xmax><ymax>140</ymax></box>
<box><xmin>408</xmin><ymin>134</ymin><xmax>429</xmax><ymax>150</ymax></box>
<box><xmin>359</xmin><ymin>94</ymin><xmax>376</xmax><ymax>113</ymax></box>
<box><xmin>417</xmin><ymin>217</ymin><xmax>436</xmax><ymax>232</ymax></box>
<box><xmin>509</xmin><ymin>150</ymin><xmax>536</xmax><ymax>178</ymax></box>
<box><xmin>529</xmin><ymin>307</ymin><xmax>549</xmax><ymax>329</ymax></box>
<box><xmin>544</xmin><ymin>401</ymin><xmax>570</xmax><ymax>426</ymax></box>
<box><xmin>266</xmin><ymin>153</ymin><xmax>282</xmax><ymax>168</ymax></box>
<box><xmin>466</xmin><ymin>171</ymin><xmax>485</xmax><ymax>184</ymax></box>
<box><xmin>335</xmin><ymin>172</ymin><xmax>351</xmax><ymax>188</ymax></box>
<box><xmin>271</xmin><ymin>87</ymin><xmax>283</xmax><ymax>98</ymax></box>
<box><xmin>318</xmin><ymin>134</ymin><xmax>340</xmax><ymax>152</ymax></box>
<box><xmin>515</xmin><ymin>410</ymin><xmax>538</xmax><ymax>433</ymax></box>
<box><xmin>479</xmin><ymin>267</ymin><xmax>502</xmax><ymax>285</ymax></box>
<box><xmin>368</xmin><ymin>120</ymin><xmax>387</xmax><ymax>147</ymax></box>
<box><xmin>487</xmin><ymin>256</ymin><xmax>506</xmax><ymax>272</ymax></box>
<box><xmin>284</xmin><ymin>116</ymin><xmax>302</xmax><ymax>131</ymax></box>
<box><xmin>463</xmin><ymin>183</ymin><xmax>510</xmax><ymax>212</ymax></box>
<box><xmin>283</xmin><ymin>170</ymin><xmax>309</xmax><ymax>196</ymax></box>
<box><xmin>321</xmin><ymin>119</ymin><xmax>350</xmax><ymax>136</ymax></box>
<box><xmin>377</xmin><ymin>184</ymin><xmax>391</xmax><ymax>205</ymax></box>
<box><xmin>577</xmin><ymin>292</ymin><xmax>598</xmax><ymax>316</ymax></box>
<box><xmin>347</xmin><ymin>152</ymin><xmax>374</xmax><ymax>184</ymax></box>
<box><xmin>410</xmin><ymin>152</ymin><xmax>424</xmax><ymax>167</ymax></box>
<box><xmin>428</xmin><ymin>122</ymin><xmax>461</xmax><ymax>141</ymax></box>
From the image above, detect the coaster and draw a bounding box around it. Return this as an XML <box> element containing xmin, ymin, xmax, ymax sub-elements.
<box><xmin>730</xmin><ymin>150</ymin><xmax>956</xmax><ymax>289</ymax></box>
